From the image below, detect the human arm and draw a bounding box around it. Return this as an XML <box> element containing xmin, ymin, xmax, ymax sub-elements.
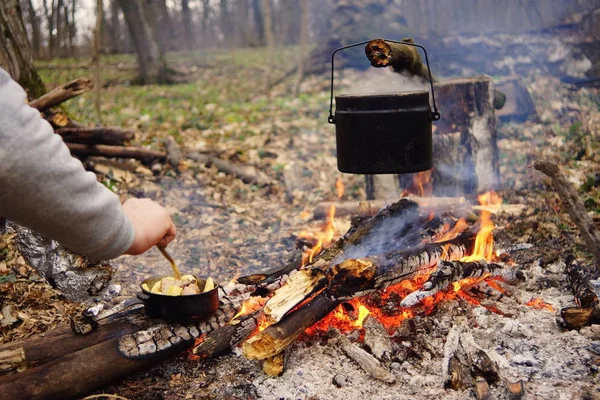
<box><xmin>0</xmin><ymin>68</ymin><xmax>174</xmax><ymax>259</ymax></box>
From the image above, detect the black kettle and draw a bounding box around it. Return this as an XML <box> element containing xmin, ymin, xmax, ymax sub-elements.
<box><xmin>327</xmin><ymin>39</ymin><xmax>440</xmax><ymax>175</ymax></box>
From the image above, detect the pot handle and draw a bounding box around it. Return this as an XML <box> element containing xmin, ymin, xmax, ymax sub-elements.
<box><xmin>327</xmin><ymin>38</ymin><xmax>441</xmax><ymax>124</ymax></box>
<box><xmin>137</xmin><ymin>292</ymin><xmax>151</xmax><ymax>302</ymax></box>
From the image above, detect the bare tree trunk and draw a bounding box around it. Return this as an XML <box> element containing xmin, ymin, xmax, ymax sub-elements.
<box><xmin>23</xmin><ymin>0</ymin><xmax>42</xmax><ymax>59</ymax></box>
<box><xmin>293</xmin><ymin>0</ymin><xmax>309</xmax><ymax>96</ymax></box>
<box><xmin>252</xmin><ymin>0</ymin><xmax>264</xmax><ymax>45</ymax></box>
<box><xmin>153</xmin><ymin>0</ymin><xmax>174</xmax><ymax>50</ymax></box>
<box><xmin>68</xmin><ymin>0</ymin><xmax>77</xmax><ymax>54</ymax></box>
<box><xmin>93</xmin><ymin>0</ymin><xmax>103</xmax><ymax>122</ymax></box>
<box><xmin>117</xmin><ymin>0</ymin><xmax>169</xmax><ymax>84</ymax></box>
<box><xmin>108</xmin><ymin>0</ymin><xmax>121</xmax><ymax>54</ymax></box>
<box><xmin>43</xmin><ymin>0</ymin><xmax>56</xmax><ymax>58</ymax></box>
<box><xmin>181</xmin><ymin>0</ymin><xmax>193</xmax><ymax>50</ymax></box>
<box><xmin>201</xmin><ymin>0</ymin><xmax>211</xmax><ymax>40</ymax></box>
<box><xmin>219</xmin><ymin>0</ymin><xmax>231</xmax><ymax>45</ymax></box>
<box><xmin>262</xmin><ymin>0</ymin><xmax>274</xmax><ymax>92</ymax></box>
<box><xmin>0</xmin><ymin>0</ymin><xmax>46</xmax><ymax>99</ymax></box>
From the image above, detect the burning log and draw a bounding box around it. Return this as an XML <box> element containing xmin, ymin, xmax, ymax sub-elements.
<box><xmin>243</xmin><ymin>292</ymin><xmax>341</xmax><ymax>360</ymax></box>
<box><xmin>56</xmin><ymin>127</ymin><xmax>135</xmax><ymax>145</ymax></box>
<box><xmin>532</xmin><ymin>160</ymin><xmax>600</xmax><ymax>269</ymax></box>
<box><xmin>401</xmin><ymin>259</ymin><xmax>523</xmax><ymax>307</ymax></box>
<box><xmin>29</xmin><ymin>78</ymin><xmax>94</xmax><ymax>111</ymax></box>
<box><xmin>67</xmin><ymin>143</ymin><xmax>167</xmax><ymax>162</ymax></box>
<box><xmin>244</xmin><ymin>234</ymin><xmax>477</xmax><ymax>361</ymax></box>
<box><xmin>365</xmin><ymin>38</ymin><xmax>433</xmax><ymax>82</ymax></box>
<box><xmin>561</xmin><ymin>255</ymin><xmax>600</xmax><ymax>329</ymax></box>
<box><xmin>338</xmin><ymin>334</ymin><xmax>396</xmax><ymax>384</ymax></box>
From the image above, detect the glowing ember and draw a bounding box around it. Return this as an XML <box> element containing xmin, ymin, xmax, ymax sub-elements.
<box><xmin>525</xmin><ymin>298</ymin><xmax>555</xmax><ymax>312</ymax></box>
<box><xmin>461</xmin><ymin>191</ymin><xmax>502</xmax><ymax>262</ymax></box>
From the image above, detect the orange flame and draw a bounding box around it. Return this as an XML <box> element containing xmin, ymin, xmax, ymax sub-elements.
<box><xmin>525</xmin><ymin>298</ymin><xmax>555</xmax><ymax>312</ymax></box>
<box><xmin>336</xmin><ymin>177</ymin><xmax>344</xmax><ymax>198</ymax></box>
<box><xmin>232</xmin><ymin>296</ymin><xmax>267</xmax><ymax>320</ymax></box>
<box><xmin>435</xmin><ymin>218</ymin><xmax>468</xmax><ymax>242</ymax></box>
<box><xmin>302</xmin><ymin>203</ymin><xmax>336</xmax><ymax>266</ymax></box>
<box><xmin>461</xmin><ymin>191</ymin><xmax>501</xmax><ymax>262</ymax></box>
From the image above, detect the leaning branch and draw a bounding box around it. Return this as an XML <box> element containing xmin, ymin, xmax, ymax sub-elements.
<box><xmin>29</xmin><ymin>78</ymin><xmax>94</xmax><ymax>111</ymax></box>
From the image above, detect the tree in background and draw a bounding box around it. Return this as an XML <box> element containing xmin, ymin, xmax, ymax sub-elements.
<box><xmin>0</xmin><ymin>0</ymin><xmax>46</xmax><ymax>99</ymax></box>
<box><xmin>117</xmin><ymin>0</ymin><xmax>170</xmax><ymax>84</ymax></box>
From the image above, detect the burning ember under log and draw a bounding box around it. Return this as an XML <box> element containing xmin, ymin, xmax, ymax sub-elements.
<box><xmin>401</xmin><ymin>259</ymin><xmax>524</xmax><ymax>308</ymax></box>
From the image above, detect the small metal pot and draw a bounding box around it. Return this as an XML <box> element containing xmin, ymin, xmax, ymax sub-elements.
<box><xmin>137</xmin><ymin>276</ymin><xmax>219</xmax><ymax>322</ymax></box>
<box><xmin>334</xmin><ymin>91</ymin><xmax>433</xmax><ymax>174</ymax></box>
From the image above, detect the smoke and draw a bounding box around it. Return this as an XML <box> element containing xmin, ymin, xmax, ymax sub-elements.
<box><xmin>341</xmin><ymin>68</ymin><xmax>429</xmax><ymax>96</ymax></box>
<box><xmin>331</xmin><ymin>205</ymin><xmax>426</xmax><ymax>265</ymax></box>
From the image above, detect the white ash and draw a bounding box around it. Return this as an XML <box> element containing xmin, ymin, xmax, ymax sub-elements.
<box><xmin>193</xmin><ymin>259</ymin><xmax>599</xmax><ymax>400</ymax></box>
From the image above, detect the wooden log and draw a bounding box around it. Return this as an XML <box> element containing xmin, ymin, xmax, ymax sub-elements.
<box><xmin>506</xmin><ymin>380</ymin><xmax>525</xmax><ymax>400</ymax></box>
<box><xmin>365</xmin><ymin>38</ymin><xmax>432</xmax><ymax>82</ymax></box>
<box><xmin>29</xmin><ymin>78</ymin><xmax>94</xmax><ymax>111</ymax></box>
<box><xmin>67</xmin><ymin>143</ymin><xmax>167</xmax><ymax>162</ymax></box>
<box><xmin>192</xmin><ymin>311</ymin><xmax>260</xmax><ymax>358</ymax></box>
<box><xmin>313</xmin><ymin>197</ymin><xmax>468</xmax><ymax>219</ymax></box>
<box><xmin>243</xmin><ymin>292</ymin><xmax>341</xmax><ymax>360</ymax></box>
<box><xmin>367</xmin><ymin>76</ymin><xmax>500</xmax><ymax>197</ymax></box>
<box><xmin>0</xmin><ymin>337</ymin><xmax>159</xmax><ymax>400</ymax></box>
<box><xmin>0</xmin><ymin>316</ymin><xmax>144</xmax><ymax>373</ymax></box>
<box><xmin>338</xmin><ymin>334</ymin><xmax>396</xmax><ymax>384</ymax></box>
<box><xmin>243</xmin><ymin>234</ymin><xmax>477</xmax><ymax>361</ymax></box>
<box><xmin>401</xmin><ymin>259</ymin><xmax>523</xmax><ymax>307</ymax></box>
<box><xmin>561</xmin><ymin>255</ymin><xmax>600</xmax><ymax>329</ymax></box>
<box><xmin>532</xmin><ymin>160</ymin><xmax>600</xmax><ymax>269</ymax></box>
<box><xmin>187</xmin><ymin>152</ymin><xmax>273</xmax><ymax>186</ymax></box>
<box><xmin>56</xmin><ymin>127</ymin><xmax>135</xmax><ymax>145</ymax></box>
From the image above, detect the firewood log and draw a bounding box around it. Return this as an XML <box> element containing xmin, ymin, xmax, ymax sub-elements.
<box><xmin>29</xmin><ymin>78</ymin><xmax>94</xmax><ymax>111</ymax></box>
<box><xmin>365</xmin><ymin>38</ymin><xmax>433</xmax><ymax>82</ymax></box>
<box><xmin>401</xmin><ymin>259</ymin><xmax>524</xmax><ymax>307</ymax></box>
<box><xmin>67</xmin><ymin>143</ymin><xmax>167</xmax><ymax>162</ymax></box>
<box><xmin>56</xmin><ymin>127</ymin><xmax>135</xmax><ymax>145</ymax></box>
<box><xmin>187</xmin><ymin>152</ymin><xmax>274</xmax><ymax>186</ymax></box>
<box><xmin>338</xmin><ymin>334</ymin><xmax>395</xmax><ymax>384</ymax></box>
<box><xmin>263</xmin><ymin>351</ymin><xmax>286</xmax><ymax>377</ymax></box>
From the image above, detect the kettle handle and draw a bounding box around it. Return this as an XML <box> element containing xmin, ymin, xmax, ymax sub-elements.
<box><xmin>327</xmin><ymin>38</ymin><xmax>440</xmax><ymax>124</ymax></box>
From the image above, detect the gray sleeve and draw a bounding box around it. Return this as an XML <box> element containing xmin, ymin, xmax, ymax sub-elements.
<box><xmin>0</xmin><ymin>68</ymin><xmax>134</xmax><ymax>260</ymax></box>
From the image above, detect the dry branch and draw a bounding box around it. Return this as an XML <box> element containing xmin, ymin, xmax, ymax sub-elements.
<box><xmin>532</xmin><ymin>160</ymin><xmax>600</xmax><ymax>269</ymax></box>
<box><xmin>188</xmin><ymin>152</ymin><xmax>273</xmax><ymax>186</ymax></box>
<box><xmin>56</xmin><ymin>127</ymin><xmax>135</xmax><ymax>145</ymax></box>
<box><xmin>67</xmin><ymin>143</ymin><xmax>167</xmax><ymax>161</ymax></box>
<box><xmin>29</xmin><ymin>78</ymin><xmax>94</xmax><ymax>111</ymax></box>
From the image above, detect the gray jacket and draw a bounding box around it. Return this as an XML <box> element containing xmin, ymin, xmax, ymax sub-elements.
<box><xmin>0</xmin><ymin>68</ymin><xmax>133</xmax><ymax>260</ymax></box>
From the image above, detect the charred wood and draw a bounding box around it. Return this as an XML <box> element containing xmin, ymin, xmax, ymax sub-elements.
<box><xmin>67</xmin><ymin>143</ymin><xmax>167</xmax><ymax>162</ymax></box>
<box><xmin>506</xmin><ymin>380</ymin><xmax>526</xmax><ymax>400</ymax></box>
<box><xmin>365</xmin><ymin>39</ymin><xmax>433</xmax><ymax>82</ymax></box>
<box><xmin>192</xmin><ymin>311</ymin><xmax>260</xmax><ymax>358</ymax></box>
<box><xmin>56</xmin><ymin>127</ymin><xmax>135</xmax><ymax>145</ymax></box>
<box><xmin>401</xmin><ymin>259</ymin><xmax>524</xmax><ymax>307</ymax></box>
<box><xmin>561</xmin><ymin>256</ymin><xmax>600</xmax><ymax>329</ymax></box>
<box><xmin>532</xmin><ymin>160</ymin><xmax>600</xmax><ymax>269</ymax></box>
<box><xmin>29</xmin><ymin>78</ymin><xmax>94</xmax><ymax>111</ymax></box>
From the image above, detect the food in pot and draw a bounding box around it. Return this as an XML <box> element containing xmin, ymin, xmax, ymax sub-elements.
<box><xmin>141</xmin><ymin>275</ymin><xmax>215</xmax><ymax>296</ymax></box>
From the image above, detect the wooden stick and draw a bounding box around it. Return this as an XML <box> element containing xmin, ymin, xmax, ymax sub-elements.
<box><xmin>29</xmin><ymin>78</ymin><xmax>94</xmax><ymax>111</ymax></box>
<box><xmin>339</xmin><ymin>335</ymin><xmax>396</xmax><ymax>384</ymax></box>
<box><xmin>67</xmin><ymin>143</ymin><xmax>167</xmax><ymax>161</ymax></box>
<box><xmin>187</xmin><ymin>152</ymin><xmax>273</xmax><ymax>186</ymax></box>
<box><xmin>56</xmin><ymin>127</ymin><xmax>134</xmax><ymax>145</ymax></box>
<box><xmin>532</xmin><ymin>160</ymin><xmax>600</xmax><ymax>269</ymax></box>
